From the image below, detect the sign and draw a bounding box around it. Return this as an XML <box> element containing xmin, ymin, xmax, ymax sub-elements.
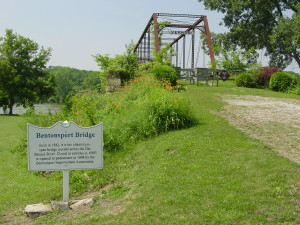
<box><xmin>27</xmin><ymin>121</ymin><xmax>103</xmax><ymax>171</ymax></box>
<box><xmin>219</xmin><ymin>70</ymin><xmax>230</xmax><ymax>81</ymax></box>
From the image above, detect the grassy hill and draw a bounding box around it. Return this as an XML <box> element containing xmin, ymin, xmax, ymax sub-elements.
<box><xmin>1</xmin><ymin>82</ymin><xmax>300</xmax><ymax>224</ymax></box>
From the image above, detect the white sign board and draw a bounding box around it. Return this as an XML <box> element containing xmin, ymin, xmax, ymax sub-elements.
<box><xmin>27</xmin><ymin>121</ymin><xmax>103</xmax><ymax>171</ymax></box>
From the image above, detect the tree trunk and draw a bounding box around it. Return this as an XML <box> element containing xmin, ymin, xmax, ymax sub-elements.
<box><xmin>8</xmin><ymin>100</ymin><xmax>14</xmax><ymax>115</ymax></box>
<box><xmin>292</xmin><ymin>52</ymin><xmax>300</xmax><ymax>69</ymax></box>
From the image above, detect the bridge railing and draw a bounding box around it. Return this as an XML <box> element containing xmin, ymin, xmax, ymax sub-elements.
<box><xmin>177</xmin><ymin>68</ymin><xmax>241</xmax><ymax>86</ymax></box>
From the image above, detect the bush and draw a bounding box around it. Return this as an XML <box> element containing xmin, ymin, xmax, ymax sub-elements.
<box><xmin>99</xmin><ymin>75</ymin><xmax>196</xmax><ymax>150</ymax></box>
<box><xmin>138</xmin><ymin>62</ymin><xmax>155</xmax><ymax>74</ymax></box>
<box><xmin>151</xmin><ymin>64</ymin><xmax>178</xmax><ymax>86</ymax></box>
<box><xmin>62</xmin><ymin>89</ymin><xmax>109</xmax><ymax>126</ymax></box>
<box><xmin>287</xmin><ymin>86</ymin><xmax>300</xmax><ymax>95</ymax></box>
<box><xmin>147</xmin><ymin>93</ymin><xmax>194</xmax><ymax>133</ymax></box>
<box><xmin>269</xmin><ymin>72</ymin><xmax>298</xmax><ymax>92</ymax></box>
<box><xmin>17</xmin><ymin>74</ymin><xmax>197</xmax><ymax>194</ymax></box>
<box><xmin>27</xmin><ymin>75</ymin><xmax>196</xmax><ymax>152</ymax></box>
<box><xmin>236</xmin><ymin>72</ymin><xmax>255</xmax><ymax>88</ymax></box>
<box><xmin>255</xmin><ymin>67</ymin><xmax>282</xmax><ymax>87</ymax></box>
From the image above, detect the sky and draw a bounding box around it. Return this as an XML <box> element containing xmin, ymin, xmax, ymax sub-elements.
<box><xmin>0</xmin><ymin>0</ymin><xmax>299</xmax><ymax>72</ymax></box>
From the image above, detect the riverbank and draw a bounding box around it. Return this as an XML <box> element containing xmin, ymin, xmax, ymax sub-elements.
<box><xmin>0</xmin><ymin>103</ymin><xmax>61</xmax><ymax>115</ymax></box>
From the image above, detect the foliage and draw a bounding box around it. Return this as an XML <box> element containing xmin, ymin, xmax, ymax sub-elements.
<box><xmin>235</xmin><ymin>72</ymin><xmax>255</xmax><ymax>88</ymax></box>
<box><xmin>153</xmin><ymin>44</ymin><xmax>174</xmax><ymax>66</ymax></box>
<box><xmin>198</xmin><ymin>0</ymin><xmax>300</xmax><ymax>69</ymax></box>
<box><xmin>218</xmin><ymin>48</ymin><xmax>258</xmax><ymax>71</ymax></box>
<box><xmin>94</xmin><ymin>42</ymin><xmax>138</xmax><ymax>92</ymax></box>
<box><xmin>0</xmin><ymin>29</ymin><xmax>54</xmax><ymax>114</ymax></box>
<box><xmin>285</xmin><ymin>71</ymin><xmax>300</xmax><ymax>82</ymax></box>
<box><xmin>150</xmin><ymin>21</ymin><xmax>172</xmax><ymax>62</ymax></box>
<box><xmin>269</xmin><ymin>72</ymin><xmax>298</xmax><ymax>92</ymax></box>
<box><xmin>287</xmin><ymin>85</ymin><xmax>300</xmax><ymax>95</ymax></box>
<box><xmin>65</xmin><ymin>75</ymin><xmax>195</xmax><ymax>151</ymax></box>
<box><xmin>147</xmin><ymin>20</ymin><xmax>175</xmax><ymax>70</ymax></box>
<box><xmin>46</xmin><ymin>66</ymin><xmax>100</xmax><ymax>103</ymax></box>
<box><xmin>138</xmin><ymin>61</ymin><xmax>155</xmax><ymax>74</ymax></box>
<box><xmin>246</xmin><ymin>63</ymin><xmax>263</xmax><ymax>77</ymax></box>
<box><xmin>270</xmin><ymin>4</ymin><xmax>300</xmax><ymax>68</ymax></box>
<box><xmin>146</xmin><ymin>87</ymin><xmax>194</xmax><ymax>132</ymax></box>
<box><xmin>62</xmin><ymin>89</ymin><xmax>107</xmax><ymax>126</ymax></box>
<box><xmin>201</xmin><ymin>32</ymin><xmax>259</xmax><ymax>71</ymax></box>
<box><xmin>28</xmin><ymin>75</ymin><xmax>195</xmax><ymax>153</ymax></box>
<box><xmin>150</xmin><ymin>64</ymin><xmax>178</xmax><ymax>86</ymax></box>
<box><xmin>9</xmin><ymin>85</ymin><xmax>300</xmax><ymax>224</ymax></box>
<box><xmin>255</xmin><ymin>67</ymin><xmax>282</xmax><ymax>88</ymax></box>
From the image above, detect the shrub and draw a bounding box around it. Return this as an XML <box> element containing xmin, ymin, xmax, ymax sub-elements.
<box><xmin>287</xmin><ymin>86</ymin><xmax>300</xmax><ymax>95</ymax></box>
<box><xmin>103</xmin><ymin>75</ymin><xmax>196</xmax><ymax>150</ymax></box>
<box><xmin>151</xmin><ymin>64</ymin><xmax>178</xmax><ymax>86</ymax></box>
<box><xmin>236</xmin><ymin>72</ymin><xmax>255</xmax><ymax>88</ymax></box>
<box><xmin>20</xmin><ymin>74</ymin><xmax>196</xmax><ymax>154</ymax></box>
<box><xmin>94</xmin><ymin>42</ymin><xmax>139</xmax><ymax>90</ymax></box>
<box><xmin>269</xmin><ymin>72</ymin><xmax>298</xmax><ymax>92</ymax></box>
<box><xmin>41</xmin><ymin>74</ymin><xmax>196</xmax><ymax>152</ymax></box>
<box><xmin>146</xmin><ymin>91</ymin><xmax>195</xmax><ymax>133</ymax></box>
<box><xmin>60</xmin><ymin>89</ymin><xmax>109</xmax><ymax>126</ymax></box>
<box><xmin>138</xmin><ymin>62</ymin><xmax>155</xmax><ymax>74</ymax></box>
<box><xmin>286</xmin><ymin>71</ymin><xmax>300</xmax><ymax>82</ymax></box>
<box><xmin>255</xmin><ymin>67</ymin><xmax>282</xmax><ymax>87</ymax></box>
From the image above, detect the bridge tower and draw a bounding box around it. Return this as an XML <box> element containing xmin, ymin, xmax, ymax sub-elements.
<box><xmin>134</xmin><ymin>13</ymin><xmax>215</xmax><ymax>69</ymax></box>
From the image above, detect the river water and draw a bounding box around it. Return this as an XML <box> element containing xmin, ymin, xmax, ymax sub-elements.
<box><xmin>0</xmin><ymin>103</ymin><xmax>61</xmax><ymax>115</ymax></box>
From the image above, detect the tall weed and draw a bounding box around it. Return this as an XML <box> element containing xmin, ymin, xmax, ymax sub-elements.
<box><xmin>25</xmin><ymin>74</ymin><xmax>196</xmax><ymax>153</ymax></box>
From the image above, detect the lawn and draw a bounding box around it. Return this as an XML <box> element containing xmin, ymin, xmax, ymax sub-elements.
<box><xmin>0</xmin><ymin>115</ymin><xmax>61</xmax><ymax>223</ymax></box>
<box><xmin>1</xmin><ymin>82</ymin><xmax>300</xmax><ymax>224</ymax></box>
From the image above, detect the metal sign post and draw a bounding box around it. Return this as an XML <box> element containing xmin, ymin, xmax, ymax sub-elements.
<box><xmin>63</xmin><ymin>171</ymin><xmax>69</xmax><ymax>202</ymax></box>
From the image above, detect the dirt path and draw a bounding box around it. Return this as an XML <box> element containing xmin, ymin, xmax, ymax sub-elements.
<box><xmin>217</xmin><ymin>95</ymin><xmax>300</xmax><ymax>164</ymax></box>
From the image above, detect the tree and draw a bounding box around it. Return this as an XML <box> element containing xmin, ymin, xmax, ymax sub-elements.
<box><xmin>0</xmin><ymin>29</ymin><xmax>54</xmax><ymax>114</ymax></box>
<box><xmin>198</xmin><ymin>0</ymin><xmax>300</xmax><ymax>69</ymax></box>
<box><xmin>270</xmin><ymin>4</ymin><xmax>300</xmax><ymax>67</ymax></box>
<box><xmin>47</xmin><ymin>66</ymin><xmax>100</xmax><ymax>103</ymax></box>
<box><xmin>201</xmin><ymin>32</ymin><xmax>259</xmax><ymax>71</ymax></box>
<box><xmin>94</xmin><ymin>41</ymin><xmax>138</xmax><ymax>91</ymax></box>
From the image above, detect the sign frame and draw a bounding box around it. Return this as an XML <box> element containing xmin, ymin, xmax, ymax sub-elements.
<box><xmin>27</xmin><ymin>121</ymin><xmax>103</xmax><ymax>171</ymax></box>
<box><xmin>27</xmin><ymin>121</ymin><xmax>104</xmax><ymax>202</ymax></box>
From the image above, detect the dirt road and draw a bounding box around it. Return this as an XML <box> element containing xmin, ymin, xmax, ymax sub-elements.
<box><xmin>218</xmin><ymin>95</ymin><xmax>300</xmax><ymax>164</ymax></box>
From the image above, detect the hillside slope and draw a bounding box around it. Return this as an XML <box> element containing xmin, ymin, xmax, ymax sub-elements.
<box><xmin>2</xmin><ymin>84</ymin><xmax>300</xmax><ymax>224</ymax></box>
<box><xmin>31</xmin><ymin>84</ymin><xmax>300</xmax><ymax>225</ymax></box>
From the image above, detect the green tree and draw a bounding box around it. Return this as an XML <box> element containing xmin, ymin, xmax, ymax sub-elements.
<box><xmin>47</xmin><ymin>66</ymin><xmax>99</xmax><ymax>103</ymax></box>
<box><xmin>94</xmin><ymin>41</ymin><xmax>138</xmax><ymax>91</ymax></box>
<box><xmin>201</xmin><ymin>32</ymin><xmax>259</xmax><ymax>71</ymax></box>
<box><xmin>0</xmin><ymin>29</ymin><xmax>54</xmax><ymax>114</ymax></box>
<box><xmin>198</xmin><ymin>0</ymin><xmax>300</xmax><ymax>69</ymax></box>
<box><xmin>270</xmin><ymin>4</ymin><xmax>300</xmax><ymax>67</ymax></box>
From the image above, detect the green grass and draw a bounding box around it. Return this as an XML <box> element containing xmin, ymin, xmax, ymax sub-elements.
<box><xmin>1</xmin><ymin>83</ymin><xmax>300</xmax><ymax>224</ymax></box>
<box><xmin>32</xmin><ymin>84</ymin><xmax>300</xmax><ymax>224</ymax></box>
<box><xmin>0</xmin><ymin>115</ymin><xmax>61</xmax><ymax>221</ymax></box>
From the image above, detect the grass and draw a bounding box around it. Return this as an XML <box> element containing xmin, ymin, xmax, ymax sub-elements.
<box><xmin>1</xmin><ymin>81</ymin><xmax>300</xmax><ymax>224</ymax></box>
<box><xmin>0</xmin><ymin>115</ymin><xmax>61</xmax><ymax>222</ymax></box>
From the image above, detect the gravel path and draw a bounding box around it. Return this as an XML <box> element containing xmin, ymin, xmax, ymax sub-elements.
<box><xmin>218</xmin><ymin>95</ymin><xmax>300</xmax><ymax>164</ymax></box>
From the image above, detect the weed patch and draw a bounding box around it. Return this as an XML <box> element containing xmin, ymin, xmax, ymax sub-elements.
<box><xmin>13</xmin><ymin>74</ymin><xmax>196</xmax><ymax>196</ymax></box>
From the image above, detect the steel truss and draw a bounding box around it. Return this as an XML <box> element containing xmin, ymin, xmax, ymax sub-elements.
<box><xmin>134</xmin><ymin>13</ymin><xmax>215</xmax><ymax>68</ymax></box>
